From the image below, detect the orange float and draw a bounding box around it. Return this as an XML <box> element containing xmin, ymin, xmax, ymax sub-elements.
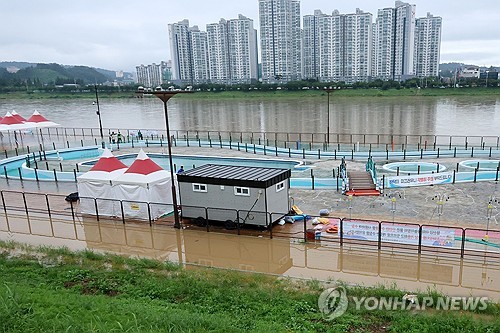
<box><xmin>325</xmin><ymin>225</ymin><xmax>339</xmax><ymax>233</ymax></box>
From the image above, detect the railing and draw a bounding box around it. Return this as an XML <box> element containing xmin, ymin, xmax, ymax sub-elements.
<box><xmin>0</xmin><ymin>189</ymin><xmax>498</xmax><ymax>259</ymax></box>
<box><xmin>2</xmin><ymin>126</ymin><xmax>499</xmax><ymax>153</ymax></box>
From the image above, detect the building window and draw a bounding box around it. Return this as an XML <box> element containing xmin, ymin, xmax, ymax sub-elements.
<box><xmin>276</xmin><ymin>181</ymin><xmax>285</xmax><ymax>192</ymax></box>
<box><xmin>193</xmin><ymin>183</ymin><xmax>207</xmax><ymax>192</ymax></box>
<box><xmin>234</xmin><ymin>187</ymin><xmax>250</xmax><ymax>196</ymax></box>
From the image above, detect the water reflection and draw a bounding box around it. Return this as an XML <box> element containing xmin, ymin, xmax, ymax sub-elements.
<box><xmin>1</xmin><ymin>214</ymin><xmax>498</xmax><ymax>301</ymax></box>
<box><xmin>2</xmin><ymin>96</ymin><xmax>499</xmax><ymax>136</ymax></box>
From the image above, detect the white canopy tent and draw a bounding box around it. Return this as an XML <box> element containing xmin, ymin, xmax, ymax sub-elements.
<box><xmin>0</xmin><ymin>112</ymin><xmax>34</xmax><ymax>131</ymax></box>
<box><xmin>0</xmin><ymin>112</ymin><xmax>36</xmax><ymax>147</ymax></box>
<box><xmin>25</xmin><ymin>110</ymin><xmax>60</xmax><ymax>128</ymax></box>
<box><xmin>77</xmin><ymin>148</ymin><xmax>128</xmax><ymax>216</ymax></box>
<box><xmin>24</xmin><ymin>110</ymin><xmax>61</xmax><ymax>146</ymax></box>
<box><xmin>112</xmin><ymin>149</ymin><xmax>173</xmax><ymax>220</ymax></box>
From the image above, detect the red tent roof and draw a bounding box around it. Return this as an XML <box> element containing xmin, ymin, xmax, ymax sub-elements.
<box><xmin>26</xmin><ymin>110</ymin><xmax>50</xmax><ymax>123</ymax></box>
<box><xmin>11</xmin><ymin>111</ymin><xmax>26</xmax><ymax>122</ymax></box>
<box><xmin>125</xmin><ymin>150</ymin><xmax>163</xmax><ymax>175</ymax></box>
<box><xmin>90</xmin><ymin>149</ymin><xmax>128</xmax><ymax>172</ymax></box>
<box><xmin>0</xmin><ymin>112</ymin><xmax>23</xmax><ymax>125</ymax></box>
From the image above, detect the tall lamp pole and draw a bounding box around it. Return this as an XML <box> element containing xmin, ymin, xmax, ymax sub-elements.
<box><xmin>324</xmin><ymin>87</ymin><xmax>337</xmax><ymax>145</ymax></box>
<box><xmin>139</xmin><ymin>89</ymin><xmax>190</xmax><ymax>229</ymax></box>
<box><xmin>94</xmin><ymin>85</ymin><xmax>105</xmax><ymax>148</ymax></box>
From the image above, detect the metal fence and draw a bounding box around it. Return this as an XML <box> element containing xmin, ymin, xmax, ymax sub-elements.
<box><xmin>2</xmin><ymin>126</ymin><xmax>500</xmax><ymax>153</ymax></box>
<box><xmin>0</xmin><ymin>189</ymin><xmax>498</xmax><ymax>259</ymax></box>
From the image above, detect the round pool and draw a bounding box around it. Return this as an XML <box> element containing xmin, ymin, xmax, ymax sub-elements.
<box><xmin>383</xmin><ymin>162</ymin><xmax>446</xmax><ymax>174</ymax></box>
<box><xmin>459</xmin><ymin>160</ymin><xmax>500</xmax><ymax>171</ymax></box>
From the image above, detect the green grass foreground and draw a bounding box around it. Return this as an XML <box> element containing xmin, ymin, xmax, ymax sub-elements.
<box><xmin>0</xmin><ymin>240</ymin><xmax>498</xmax><ymax>333</ymax></box>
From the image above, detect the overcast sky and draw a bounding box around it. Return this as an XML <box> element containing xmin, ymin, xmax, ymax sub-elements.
<box><xmin>1</xmin><ymin>1</ymin><xmax>499</xmax><ymax>72</ymax></box>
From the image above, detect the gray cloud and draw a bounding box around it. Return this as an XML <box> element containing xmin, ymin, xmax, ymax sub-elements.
<box><xmin>0</xmin><ymin>0</ymin><xmax>498</xmax><ymax>71</ymax></box>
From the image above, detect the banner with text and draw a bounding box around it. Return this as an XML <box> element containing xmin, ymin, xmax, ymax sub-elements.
<box><xmin>386</xmin><ymin>172</ymin><xmax>453</xmax><ymax>188</ymax></box>
<box><xmin>342</xmin><ymin>220</ymin><xmax>456</xmax><ymax>247</ymax></box>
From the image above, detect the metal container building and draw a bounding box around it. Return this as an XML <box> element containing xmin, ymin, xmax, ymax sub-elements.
<box><xmin>177</xmin><ymin>164</ymin><xmax>291</xmax><ymax>227</ymax></box>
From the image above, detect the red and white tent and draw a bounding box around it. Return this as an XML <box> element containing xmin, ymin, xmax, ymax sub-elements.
<box><xmin>25</xmin><ymin>110</ymin><xmax>60</xmax><ymax>128</ymax></box>
<box><xmin>11</xmin><ymin>111</ymin><xmax>27</xmax><ymax>123</ymax></box>
<box><xmin>0</xmin><ymin>112</ymin><xmax>34</xmax><ymax>131</ymax></box>
<box><xmin>77</xmin><ymin>148</ymin><xmax>128</xmax><ymax>216</ymax></box>
<box><xmin>112</xmin><ymin>149</ymin><xmax>173</xmax><ymax>219</ymax></box>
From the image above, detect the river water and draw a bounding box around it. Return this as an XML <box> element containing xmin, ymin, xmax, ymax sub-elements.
<box><xmin>1</xmin><ymin>95</ymin><xmax>499</xmax><ymax>136</ymax></box>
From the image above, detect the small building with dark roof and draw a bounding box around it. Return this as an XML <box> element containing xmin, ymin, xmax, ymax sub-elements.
<box><xmin>177</xmin><ymin>164</ymin><xmax>291</xmax><ymax>227</ymax></box>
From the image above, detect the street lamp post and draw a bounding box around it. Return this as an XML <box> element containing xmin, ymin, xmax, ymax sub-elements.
<box><xmin>324</xmin><ymin>87</ymin><xmax>333</xmax><ymax>145</ymax></box>
<box><xmin>94</xmin><ymin>85</ymin><xmax>105</xmax><ymax>148</ymax></box>
<box><xmin>486</xmin><ymin>70</ymin><xmax>490</xmax><ymax>88</ymax></box>
<box><xmin>139</xmin><ymin>89</ymin><xmax>190</xmax><ymax>229</ymax></box>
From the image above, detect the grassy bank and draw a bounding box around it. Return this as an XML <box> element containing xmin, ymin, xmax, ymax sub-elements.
<box><xmin>0</xmin><ymin>240</ymin><xmax>498</xmax><ymax>332</ymax></box>
<box><xmin>1</xmin><ymin>87</ymin><xmax>499</xmax><ymax>100</ymax></box>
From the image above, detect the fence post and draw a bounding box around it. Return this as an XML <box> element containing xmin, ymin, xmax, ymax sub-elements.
<box><xmin>4</xmin><ymin>166</ymin><xmax>8</xmax><ymax>179</ymax></box>
<box><xmin>378</xmin><ymin>222</ymin><xmax>382</xmax><ymax>250</ymax></box>
<box><xmin>303</xmin><ymin>213</ymin><xmax>307</xmax><ymax>243</ymax></box>
<box><xmin>18</xmin><ymin>168</ymin><xmax>23</xmax><ymax>181</ymax></box>
<box><xmin>453</xmin><ymin>170</ymin><xmax>456</xmax><ymax>184</ymax></box>
<box><xmin>0</xmin><ymin>191</ymin><xmax>7</xmax><ymax>217</ymax></box>
<box><xmin>34</xmin><ymin>168</ymin><xmax>39</xmax><ymax>181</ymax></box>
<box><xmin>460</xmin><ymin>229</ymin><xmax>466</xmax><ymax>258</ymax></box>
<box><xmin>53</xmin><ymin>169</ymin><xmax>57</xmax><ymax>182</ymax></box>
<box><xmin>45</xmin><ymin>194</ymin><xmax>52</xmax><ymax>220</ymax></box>
<box><xmin>147</xmin><ymin>203</ymin><xmax>152</xmax><ymax>227</ymax></box>
<box><xmin>120</xmin><ymin>201</ymin><xmax>125</xmax><ymax>224</ymax></box>
<box><xmin>471</xmin><ymin>146</ymin><xmax>474</xmax><ymax>157</ymax></box>
<box><xmin>236</xmin><ymin>210</ymin><xmax>240</xmax><ymax>235</ymax></box>
<box><xmin>269</xmin><ymin>213</ymin><xmax>273</xmax><ymax>239</ymax></box>
<box><xmin>73</xmin><ymin>169</ymin><xmax>77</xmax><ymax>182</ymax></box>
<box><xmin>311</xmin><ymin>170</ymin><xmax>315</xmax><ymax>190</ymax></box>
<box><xmin>202</xmin><ymin>207</ymin><xmax>209</xmax><ymax>232</ymax></box>
<box><xmin>418</xmin><ymin>225</ymin><xmax>422</xmax><ymax>254</ymax></box>
<box><xmin>340</xmin><ymin>218</ymin><xmax>344</xmax><ymax>246</ymax></box>
<box><xmin>94</xmin><ymin>199</ymin><xmax>100</xmax><ymax>221</ymax></box>
<box><xmin>70</xmin><ymin>200</ymin><xmax>75</xmax><ymax>222</ymax></box>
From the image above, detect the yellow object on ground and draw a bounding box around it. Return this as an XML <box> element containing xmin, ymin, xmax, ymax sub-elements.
<box><xmin>291</xmin><ymin>204</ymin><xmax>303</xmax><ymax>215</ymax></box>
<box><xmin>317</xmin><ymin>217</ymin><xmax>330</xmax><ymax>225</ymax></box>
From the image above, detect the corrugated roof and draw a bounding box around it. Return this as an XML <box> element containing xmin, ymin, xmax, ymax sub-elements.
<box><xmin>177</xmin><ymin>164</ymin><xmax>290</xmax><ymax>188</ymax></box>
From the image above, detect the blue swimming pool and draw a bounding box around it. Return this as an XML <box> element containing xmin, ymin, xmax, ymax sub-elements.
<box><xmin>82</xmin><ymin>152</ymin><xmax>302</xmax><ymax>172</ymax></box>
<box><xmin>459</xmin><ymin>160</ymin><xmax>500</xmax><ymax>171</ymax></box>
<box><xmin>0</xmin><ymin>146</ymin><xmax>305</xmax><ymax>182</ymax></box>
<box><xmin>382</xmin><ymin>162</ymin><xmax>446</xmax><ymax>174</ymax></box>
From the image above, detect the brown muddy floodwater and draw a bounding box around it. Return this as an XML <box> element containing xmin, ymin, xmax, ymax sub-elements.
<box><xmin>1</xmin><ymin>214</ymin><xmax>498</xmax><ymax>301</ymax></box>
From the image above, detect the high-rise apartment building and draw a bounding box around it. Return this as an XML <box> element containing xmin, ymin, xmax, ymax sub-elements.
<box><xmin>373</xmin><ymin>1</ymin><xmax>416</xmax><ymax>81</ymax></box>
<box><xmin>259</xmin><ymin>0</ymin><xmax>301</xmax><ymax>83</ymax></box>
<box><xmin>168</xmin><ymin>20</ymin><xmax>193</xmax><ymax>84</ymax></box>
<box><xmin>206</xmin><ymin>15</ymin><xmax>258</xmax><ymax>84</ymax></box>
<box><xmin>227</xmin><ymin>15</ymin><xmax>259</xmax><ymax>84</ymax></box>
<box><xmin>190</xmin><ymin>27</ymin><xmax>210</xmax><ymax>84</ymax></box>
<box><xmin>414</xmin><ymin>13</ymin><xmax>442</xmax><ymax>78</ymax></box>
<box><xmin>135</xmin><ymin>63</ymin><xmax>163</xmax><ymax>88</ymax></box>
<box><xmin>303</xmin><ymin>9</ymin><xmax>371</xmax><ymax>83</ymax></box>
<box><xmin>166</xmin><ymin>1</ymin><xmax>440</xmax><ymax>85</ymax></box>
<box><xmin>168</xmin><ymin>20</ymin><xmax>209</xmax><ymax>84</ymax></box>
<box><xmin>207</xmin><ymin>20</ymin><xmax>230</xmax><ymax>84</ymax></box>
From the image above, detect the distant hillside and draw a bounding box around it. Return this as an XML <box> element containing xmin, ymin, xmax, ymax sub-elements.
<box><xmin>0</xmin><ymin>62</ymin><xmax>132</xmax><ymax>85</ymax></box>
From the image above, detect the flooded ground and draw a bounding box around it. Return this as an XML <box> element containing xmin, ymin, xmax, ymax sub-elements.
<box><xmin>1</xmin><ymin>145</ymin><xmax>499</xmax><ymax>301</ymax></box>
<box><xmin>1</xmin><ymin>215</ymin><xmax>498</xmax><ymax>301</ymax></box>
